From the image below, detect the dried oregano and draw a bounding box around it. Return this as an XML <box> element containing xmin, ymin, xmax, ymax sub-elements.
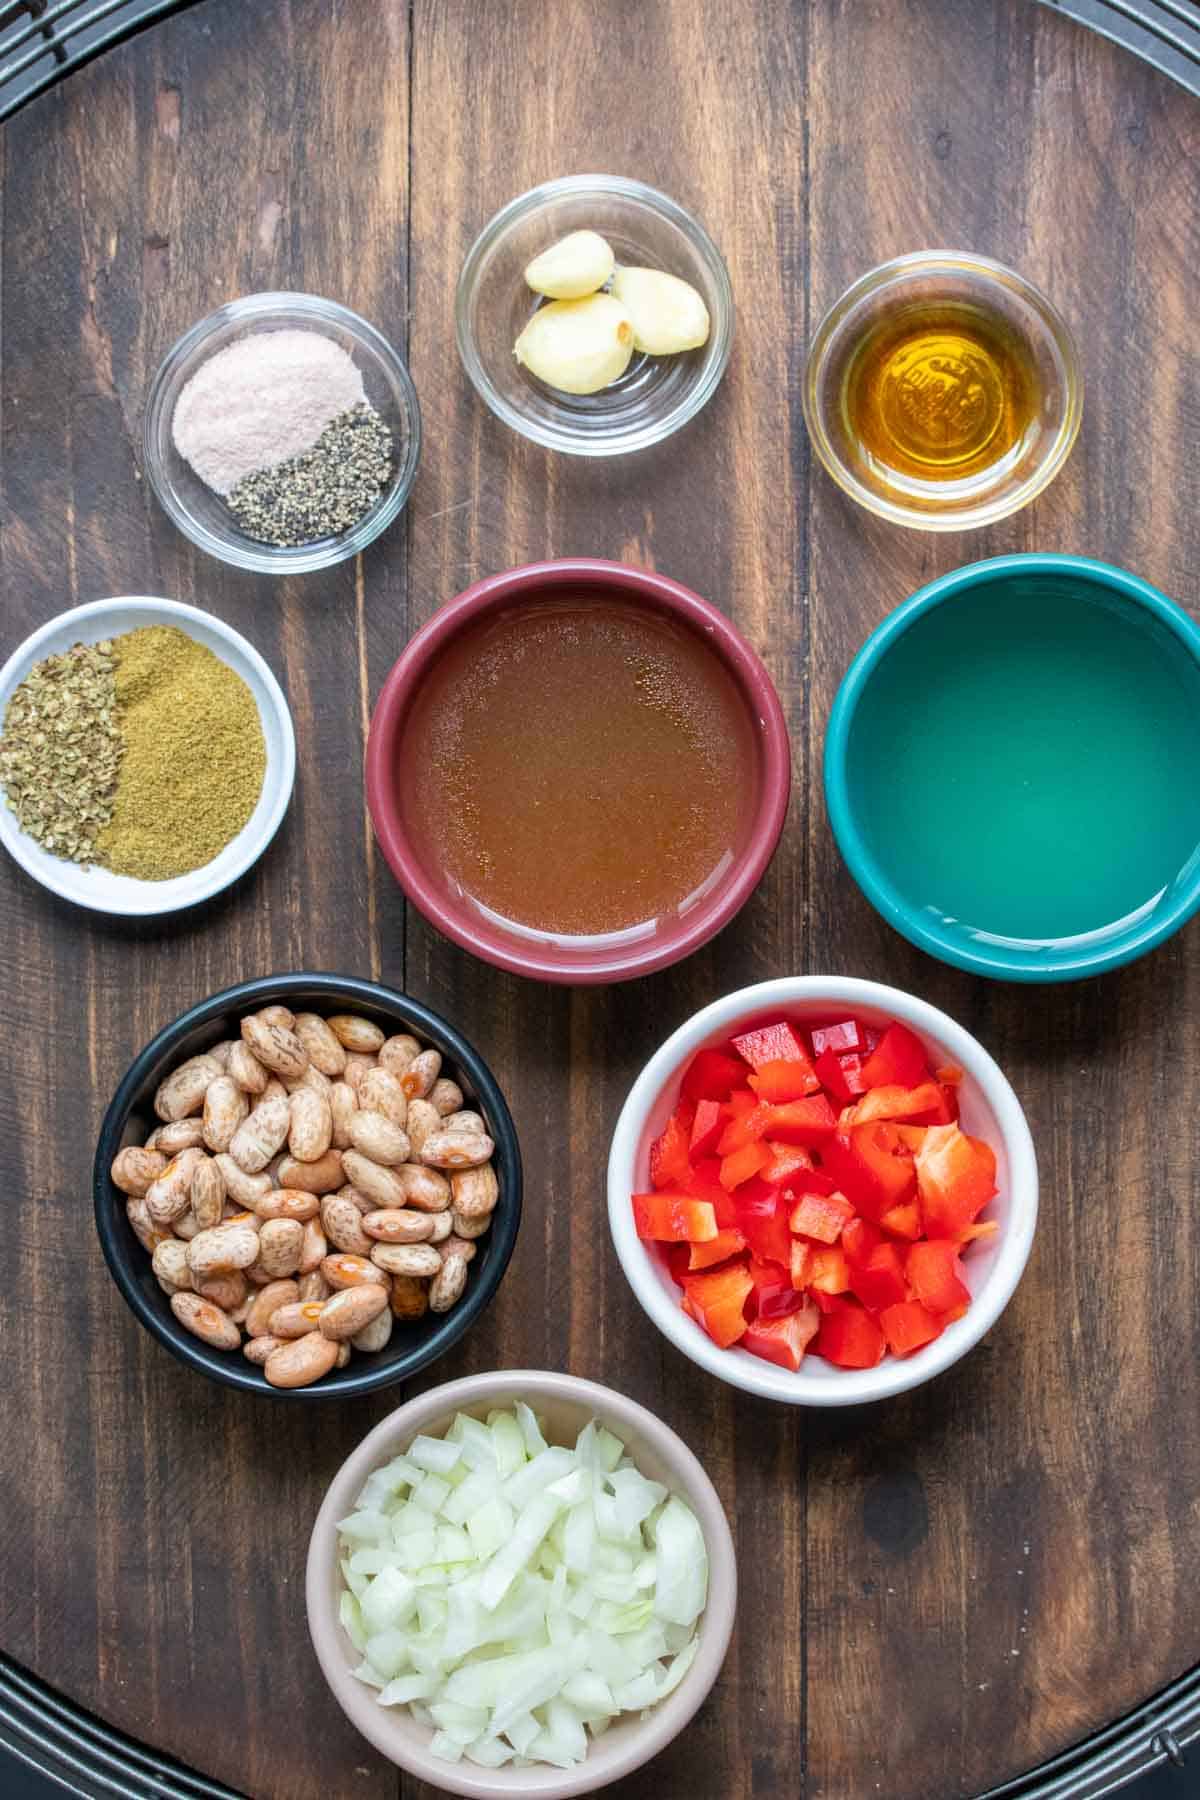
<box><xmin>0</xmin><ymin>639</ymin><xmax>121</xmax><ymax>862</ymax></box>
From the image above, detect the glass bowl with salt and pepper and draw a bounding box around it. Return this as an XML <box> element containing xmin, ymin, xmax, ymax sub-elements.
<box><xmin>143</xmin><ymin>293</ymin><xmax>422</xmax><ymax>575</ymax></box>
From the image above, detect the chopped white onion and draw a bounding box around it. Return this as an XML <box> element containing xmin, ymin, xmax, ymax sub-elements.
<box><xmin>336</xmin><ymin>1405</ymin><xmax>708</xmax><ymax>1769</ymax></box>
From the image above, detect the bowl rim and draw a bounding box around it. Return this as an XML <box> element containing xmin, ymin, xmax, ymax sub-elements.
<box><xmin>454</xmin><ymin>174</ymin><xmax>735</xmax><ymax>458</ymax></box>
<box><xmin>801</xmin><ymin>248</ymin><xmax>1084</xmax><ymax>532</ymax></box>
<box><xmin>93</xmin><ymin>973</ymin><xmax>523</xmax><ymax>1398</ymax></box>
<box><xmin>606</xmin><ymin>975</ymin><xmax>1038</xmax><ymax>1406</ymax></box>
<box><xmin>0</xmin><ymin>595</ymin><xmax>296</xmax><ymax>916</ymax></box>
<box><xmin>824</xmin><ymin>552</ymin><xmax>1200</xmax><ymax>981</ymax></box>
<box><xmin>364</xmin><ymin>558</ymin><xmax>792</xmax><ymax>984</ymax></box>
<box><xmin>305</xmin><ymin>1368</ymin><xmax>738</xmax><ymax>1796</ymax></box>
<box><xmin>142</xmin><ymin>290</ymin><xmax>423</xmax><ymax>574</ymax></box>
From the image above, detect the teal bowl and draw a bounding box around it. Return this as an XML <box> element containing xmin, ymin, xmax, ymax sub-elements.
<box><xmin>825</xmin><ymin>555</ymin><xmax>1200</xmax><ymax>982</ymax></box>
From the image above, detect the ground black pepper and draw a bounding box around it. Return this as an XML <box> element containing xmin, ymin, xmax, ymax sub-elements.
<box><xmin>226</xmin><ymin>402</ymin><xmax>393</xmax><ymax>547</ymax></box>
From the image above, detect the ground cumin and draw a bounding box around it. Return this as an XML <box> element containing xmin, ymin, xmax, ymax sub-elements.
<box><xmin>96</xmin><ymin>625</ymin><xmax>266</xmax><ymax>880</ymax></box>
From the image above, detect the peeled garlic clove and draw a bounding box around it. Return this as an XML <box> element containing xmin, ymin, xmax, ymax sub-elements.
<box><xmin>523</xmin><ymin>229</ymin><xmax>615</xmax><ymax>300</ymax></box>
<box><xmin>514</xmin><ymin>294</ymin><xmax>635</xmax><ymax>395</ymax></box>
<box><xmin>609</xmin><ymin>266</ymin><xmax>710</xmax><ymax>355</ymax></box>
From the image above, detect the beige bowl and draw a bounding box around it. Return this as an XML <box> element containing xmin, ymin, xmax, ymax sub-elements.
<box><xmin>306</xmin><ymin>1370</ymin><xmax>737</xmax><ymax>1797</ymax></box>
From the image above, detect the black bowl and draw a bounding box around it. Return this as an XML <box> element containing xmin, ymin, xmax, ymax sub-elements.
<box><xmin>93</xmin><ymin>973</ymin><xmax>522</xmax><ymax>1398</ymax></box>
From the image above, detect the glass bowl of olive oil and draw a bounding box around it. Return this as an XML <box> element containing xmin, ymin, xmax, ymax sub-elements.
<box><xmin>803</xmin><ymin>251</ymin><xmax>1082</xmax><ymax>531</ymax></box>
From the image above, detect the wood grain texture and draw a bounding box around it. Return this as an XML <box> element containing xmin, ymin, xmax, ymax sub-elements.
<box><xmin>0</xmin><ymin>1</ymin><xmax>1197</xmax><ymax>1797</ymax></box>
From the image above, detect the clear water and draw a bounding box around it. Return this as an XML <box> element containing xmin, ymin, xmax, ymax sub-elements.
<box><xmin>847</xmin><ymin>578</ymin><xmax>1200</xmax><ymax>946</ymax></box>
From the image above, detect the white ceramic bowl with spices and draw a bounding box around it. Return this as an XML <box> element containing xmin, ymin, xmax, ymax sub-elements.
<box><xmin>0</xmin><ymin>597</ymin><xmax>295</xmax><ymax>916</ymax></box>
<box><xmin>143</xmin><ymin>293</ymin><xmax>422</xmax><ymax>575</ymax></box>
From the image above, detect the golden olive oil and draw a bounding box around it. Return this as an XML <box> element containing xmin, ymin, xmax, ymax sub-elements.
<box><xmin>843</xmin><ymin>300</ymin><xmax>1038</xmax><ymax>483</ymax></box>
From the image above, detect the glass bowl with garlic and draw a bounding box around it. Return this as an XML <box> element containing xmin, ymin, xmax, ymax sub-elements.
<box><xmin>456</xmin><ymin>175</ymin><xmax>734</xmax><ymax>456</ymax></box>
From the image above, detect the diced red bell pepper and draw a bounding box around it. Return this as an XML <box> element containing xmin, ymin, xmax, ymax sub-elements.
<box><xmin>879</xmin><ymin>1300</ymin><xmax>944</xmax><ymax>1357</ymax></box>
<box><xmin>681</xmin><ymin>1048</ymin><xmax>746</xmax><ymax>1103</ymax></box>
<box><xmin>633</xmin><ymin>1193</ymin><xmax>718</xmax><ymax>1243</ymax></box>
<box><xmin>716</xmin><ymin>1102</ymin><xmax>775</xmax><ymax>1155</ymax></box>
<box><xmin>689</xmin><ymin>1099</ymin><xmax>725</xmax><ymax>1160</ymax></box>
<box><xmin>688</xmin><ymin>1227</ymin><xmax>747</xmax><ymax>1271</ymax></box>
<box><xmin>845</xmin><ymin>1082</ymin><xmax>945</xmax><ymax>1126</ymax></box>
<box><xmin>907</xmin><ymin>1239</ymin><xmax>971</xmax><ymax>1314</ymax></box>
<box><xmin>742</xmin><ymin>1301</ymin><xmax>820</xmax><ymax>1371</ymax></box>
<box><xmin>914</xmin><ymin>1125</ymin><xmax>997</xmax><ymax>1237</ymax></box>
<box><xmin>720</xmin><ymin>1140</ymin><xmax>772</xmax><ymax>1191</ymax></box>
<box><xmin>787</xmin><ymin>1190</ymin><xmax>855</xmax><ymax>1244</ymax></box>
<box><xmin>790</xmin><ymin>1238</ymin><xmax>813</xmax><ymax>1289</ymax></box>
<box><xmin>905</xmin><ymin>1084</ymin><xmax>959</xmax><ymax>1125</ymax></box>
<box><xmin>838</xmin><ymin>1053</ymin><xmax>869</xmax><ymax>1095</ymax></box>
<box><xmin>736</xmin><ymin>1190</ymin><xmax>794</xmax><ymax>1268</ymax></box>
<box><xmin>749</xmin><ymin>1059</ymin><xmax>824</xmax><ymax>1104</ymax></box>
<box><xmin>859</xmin><ymin>1023</ymin><xmax>930</xmax><ymax>1091</ymax></box>
<box><xmin>731</xmin><ymin>1021</ymin><xmax>820</xmax><ymax>1091</ymax></box>
<box><xmin>760</xmin><ymin>1093</ymin><xmax>837</xmax><ymax>1147</ymax></box>
<box><xmin>748</xmin><ymin>1255</ymin><xmax>811</xmax><ymax>1319</ymax></box>
<box><xmin>634</xmin><ymin>1009</ymin><xmax>999</xmax><ymax>1379</ymax></box>
<box><xmin>664</xmin><ymin>1242</ymin><xmax>692</xmax><ymax>1283</ymax></box>
<box><xmin>879</xmin><ymin>1199</ymin><xmax>922</xmax><ymax>1240</ymax></box>
<box><xmin>956</xmin><ymin>1218</ymin><xmax>1000</xmax><ymax>1246</ymax></box>
<box><xmin>842</xmin><ymin>1216</ymin><xmax>883</xmax><ymax>1266</ymax></box>
<box><xmin>813</xmin><ymin>1297</ymin><xmax>885</xmax><ymax>1368</ymax></box>
<box><xmin>760</xmin><ymin>1143</ymin><xmax>815</xmax><ymax>1187</ymax></box>
<box><xmin>649</xmin><ymin>1110</ymin><xmax>692</xmax><ymax>1190</ymax></box>
<box><xmin>681</xmin><ymin>1263</ymin><xmax>754</xmax><ymax>1348</ymax></box>
<box><xmin>682</xmin><ymin>1157</ymin><xmax>739</xmax><ymax>1228</ymax></box>
<box><xmin>820</xmin><ymin>1124</ymin><xmax>917</xmax><ymax>1222</ymax></box>
<box><xmin>810</xmin><ymin>1019</ymin><xmax>865</xmax><ymax>1057</ymax></box>
<box><xmin>847</xmin><ymin>1241</ymin><xmax>909</xmax><ymax>1312</ymax></box>
<box><xmin>808</xmin><ymin>1244</ymin><xmax>851</xmax><ymax>1294</ymax></box>
<box><xmin>731</xmin><ymin>1176</ymin><xmax>777</xmax><ymax>1215</ymax></box>
<box><xmin>813</xmin><ymin>1047</ymin><xmax>868</xmax><ymax>1103</ymax></box>
<box><xmin>894</xmin><ymin>1124</ymin><xmax>929</xmax><ymax>1152</ymax></box>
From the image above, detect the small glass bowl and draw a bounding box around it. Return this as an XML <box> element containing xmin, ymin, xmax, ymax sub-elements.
<box><xmin>455</xmin><ymin>175</ymin><xmax>734</xmax><ymax>457</ymax></box>
<box><xmin>803</xmin><ymin>251</ymin><xmax>1083</xmax><ymax>532</ymax></box>
<box><xmin>143</xmin><ymin>292</ymin><xmax>422</xmax><ymax>575</ymax></box>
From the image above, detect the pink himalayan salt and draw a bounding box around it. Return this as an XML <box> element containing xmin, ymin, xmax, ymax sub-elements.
<box><xmin>172</xmin><ymin>328</ymin><xmax>366</xmax><ymax>494</ymax></box>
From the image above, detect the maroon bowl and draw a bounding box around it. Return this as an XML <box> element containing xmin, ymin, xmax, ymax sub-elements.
<box><xmin>365</xmin><ymin>558</ymin><xmax>791</xmax><ymax>983</ymax></box>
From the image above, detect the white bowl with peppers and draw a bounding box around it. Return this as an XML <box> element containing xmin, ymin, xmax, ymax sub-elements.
<box><xmin>607</xmin><ymin>977</ymin><xmax>1038</xmax><ymax>1407</ymax></box>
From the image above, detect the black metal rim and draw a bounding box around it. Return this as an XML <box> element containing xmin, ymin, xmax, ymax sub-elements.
<box><xmin>0</xmin><ymin>1650</ymin><xmax>243</xmax><ymax>1797</ymax></box>
<box><xmin>93</xmin><ymin>972</ymin><xmax>523</xmax><ymax>1400</ymax></box>
<box><xmin>0</xmin><ymin>1644</ymin><xmax>1195</xmax><ymax>1800</ymax></box>
<box><xmin>0</xmin><ymin>0</ymin><xmax>199</xmax><ymax>121</ymax></box>
<box><xmin>980</xmin><ymin>1663</ymin><xmax>1198</xmax><ymax>1797</ymax></box>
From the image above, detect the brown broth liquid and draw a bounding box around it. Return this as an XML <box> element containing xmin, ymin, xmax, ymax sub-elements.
<box><xmin>401</xmin><ymin>598</ymin><xmax>758</xmax><ymax>937</ymax></box>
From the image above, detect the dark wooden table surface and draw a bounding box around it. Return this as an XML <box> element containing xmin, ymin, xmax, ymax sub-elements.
<box><xmin>1</xmin><ymin>2</ymin><xmax>1197</xmax><ymax>1797</ymax></box>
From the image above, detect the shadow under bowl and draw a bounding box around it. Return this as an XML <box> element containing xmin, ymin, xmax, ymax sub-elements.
<box><xmin>94</xmin><ymin>974</ymin><xmax>522</xmax><ymax>1397</ymax></box>
<box><xmin>824</xmin><ymin>554</ymin><xmax>1200</xmax><ymax>981</ymax></box>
